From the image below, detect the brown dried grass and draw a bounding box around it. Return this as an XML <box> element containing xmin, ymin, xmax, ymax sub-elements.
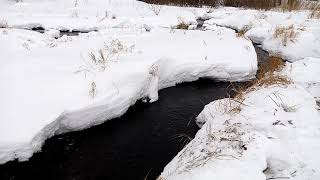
<box><xmin>253</xmin><ymin>57</ymin><xmax>291</xmax><ymax>87</ymax></box>
<box><xmin>176</xmin><ymin>21</ymin><xmax>189</xmax><ymax>29</ymax></box>
<box><xmin>223</xmin><ymin>56</ymin><xmax>291</xmax><ymax>115</ymax></box>
<box><xmin>273</xmin><ymin>25</ymin><xmax>298</xmax><ymax>46</ymax></box>
<box><xmin>309</xmin><ymin>3</ymin><xmax>320</xmax><ymax>19</ymax></box>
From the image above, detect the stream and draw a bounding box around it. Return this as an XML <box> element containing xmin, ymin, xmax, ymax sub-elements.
<box><xmin>0</xmin><ymin>28</ymin><xmax>269</xmax><ymax>179</ymax></box>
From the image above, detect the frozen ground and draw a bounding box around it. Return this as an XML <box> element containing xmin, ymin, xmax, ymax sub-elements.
<box><xmin>160</xmin><ymin>7</ymin><xmax>320</xmax><ymax>180</ymax></box>
<box><xmin>0</xmin><ymin>0</ymin><xmax>257</xmax><ymax>164</ymax></box>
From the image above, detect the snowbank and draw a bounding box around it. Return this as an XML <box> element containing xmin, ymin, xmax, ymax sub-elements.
<box><xmin>202</xmin><ymin>8</ymin><xmax>320</xmax><ymax>62</ymax></box>
<box><xmin>160</xmin><ymin>83</ymin><xmax>320</xmax><ymax>180</ymax></box>
<box><xmin>0</xmin><ymin>0</ymin><xmax>204</xmax><ymax>31</ymax></box>
<box><xmin>283</xmin><ymin>57</ymin><xmax>320</xmax><ymax>98</ymax></box>
<box><xmin>160</xmin><ymin>13</ymin><xmax>320</xmax><ymax>178</ymax></box>
<box><xmin>0</xmin><ymin>24</ymin><xmax>257</xmax><ymax>163</ymax></box>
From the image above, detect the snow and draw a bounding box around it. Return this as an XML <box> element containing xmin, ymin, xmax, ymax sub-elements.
<box><xmin>202</xmin><ymin>7</ymin><xmax>320</xmax><ymax>61</ymax></box>
<box><xmin>160</xmin><ymin>84</ymin><xmax>320</xmax><ymax>180</ymax></box>
<box><xmin>160</xmin><ymin>7</ymin><xmax>320</xmax><ymax>180</ymax></box>
<box><xmin>1</xmin><ymin>1</ymin><xmax>320</xmax><ymax>179</ymax></box>
<box><xmin>0</xmin><ymin>0</ymin><xmax>203</xmax><ymax>31</ymax></box>
<box><xmin>0</xmin><ymin>1</ymin><xmax>257</xmax><ymax>163</ymax></box>
<box><xmin>283</xmin><ymin>57</ymin><xmax>320</xmax><ymax>98</ymax></box>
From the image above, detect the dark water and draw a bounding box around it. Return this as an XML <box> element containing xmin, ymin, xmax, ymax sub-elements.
<box><xmin>31</xmin><ymin>27</ymin><xmax>97</xmax><ymax>37</ymax></box>
<box><xmin>0</xmin><ymin>45</ymin><xmax>268</xmax><ymax>180</ymax></box>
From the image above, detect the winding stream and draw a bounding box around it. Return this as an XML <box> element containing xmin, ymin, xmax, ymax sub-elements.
<box><xmin>0</xmin><ymin>31</ymin><xmax>269</xmax><ymax>180</ymax></box>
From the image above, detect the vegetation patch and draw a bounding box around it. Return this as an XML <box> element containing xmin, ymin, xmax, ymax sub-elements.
<box><xmin>273</xmin><ymin>25</ymin><xmax>299</xmax><ymax>46</ymax></box>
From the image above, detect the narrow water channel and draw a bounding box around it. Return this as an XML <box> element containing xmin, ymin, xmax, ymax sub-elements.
<box><xmin>0</xmin><ymin>45</ymin><xmax>268</xmax><ymax>180</ymax></box>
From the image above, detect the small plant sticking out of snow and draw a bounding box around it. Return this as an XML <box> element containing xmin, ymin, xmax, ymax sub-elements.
<box><xmin>176</xmin><ymin>22</ymin><xmax>189</xmax><ymax>30</ymax></box>
<box><xmin>175</xmin><ymin>18</ymin><xmax>189</xmax><ymax>30</ymax></box>
<box><xmin>171</xmin><ymin>133</ymin><xmax>193</xmax><ymax>148</ymax></box>
<box><xmin>71</xmin><ymin>10</ymin><xmax>79</xmax><ymax>18</ymax></box>
<box><xmin>75</xmin><ymin>40</ymin><xmax>134</xmax><ymax>98</ymax></box>
<box><xmin>148</xmin><ymin>3</ymin><xmax>162</xmax><ymax>16</ymax></box>
<box><xmin>2</xmin><ymin>29</ymin><xmax>8</xmax><ymax>35</ymax></box>
<box><xmin>236</xmin><ymin>26</ymin><xmax>251</xmax><ymax>38</ymax></box>
<box><xmin>268</xmin><ymin>92</ymin><xmax>298</xmax><ymax>113</ymax></box>
<box><xmin>76</xmin><ymin>39</ymin><xmax>135</xmax><ymax>77</ymax></box>
<box><xmin>89</xmin><ymin>81</ymin><xmax>97</xmax><ymax>99</ymax></box>
<box><xmin>315</xmin><ymin>97</ymin><xmax>320</xmax><ymax>110</ymax></box>
<box><xmin>169</xmin><ymin>121</ymin><xmax>248</xmax><ymax>175</ymax></box>
<box><xmin>273</xmin><ymin>25</ymin><xmax>298</xmax><ymax>46</ymax></box>
<box><xmin>0</xmin><ymin>20</ymin><xmax>8</xmax><ymax>28</ymax></box>
<box><xmin>22</xmin><ymin>42</ymin><xmax>30</xmax><ymax>50</ymax></box>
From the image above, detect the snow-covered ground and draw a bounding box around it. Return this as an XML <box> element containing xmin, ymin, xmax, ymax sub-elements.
<box><xmin>1</xmin><ymin>0</ymin><xmax>320</xmax><ymax>179</ymax></box>
<box><xmin>160</xmin><ymin>7</ymin><xmax>320</xmax><ymax>180</ymax></box>
<box><xmin>202</xmin><ymin>7</ymin><xmax>320</xmax><ymax>62</ymax></box>
<box><xmin>0</xmin><ymin>0</ymin><xmax>258</xmax><ymax>164</ymax></box>
<box><xmin>0</xmin><ymin>0</ymin><xmax>202</xmax><ymax>31</ymax></box>
<box><xmin>161</xmin><ymin>83</ymin><xmax>320</xmax><ymax>180</ymax></box>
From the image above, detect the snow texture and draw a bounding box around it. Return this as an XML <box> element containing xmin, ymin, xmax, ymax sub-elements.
<box><xmin>202</xmin><ymin>7</ymin><xmax>320</xmax><ymax>62</ymax></box>
<box><xmin>160</xmin><ymin>7</ymin><xmax>320</xmax><ymax>180</ymax></box>
<box><xmin>0</xmin><ymin>0</ymin><xmax>257</xmax><ymax>164</ymax></box>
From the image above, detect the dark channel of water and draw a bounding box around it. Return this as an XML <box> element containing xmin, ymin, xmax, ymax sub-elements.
<box><xmin>0</xmin><ymin>45</ymin><xmax>268</xmax><ymax>180</ymax></box>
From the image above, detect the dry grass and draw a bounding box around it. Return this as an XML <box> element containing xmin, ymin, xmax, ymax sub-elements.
<box><xmin>279</xmin><ymin>0</ymin><xmax>320</xmax><ymax>12</ymax></box>
<box><xmin>89</xmin><ymin>81</ymin><xmax>97</xmax><ymax>98</ymax></box>
<box><xmin>76</xmin><ymin>39</ymin><xmax>134</xmax><ymax>76</ymax></box>
<box><xmin>253</xmin><ymin>56</ymin><xmax>291</xmax><ymax>87</ymax></box>
<box><xmin>280</xmin><ymin>0</ymin><xmax>303</xmax><ymax>11</ymax></box>
<box><xmin>222</xmin><ymin>56</ymin><xmax>291</xmax><ymax>115</ymax></box>
<box><xmin>236</xmin><ymin>26</ymin><xmax>251</xmax><ymax>38</ymax></box>
<box><xmin>176</xmin><ymin>18</ymin><xmax>189</xmax><ymax>29</ymax></box>
<box><xmin>141</xmin><ymin>0</ymin><xmax>319</xmax><ymax>12</ymax></box>
<box><xmin>309</xmin><ymin>3</ymin><xmax>320</xmax><ymax>19</ymax></box>
<box><xmin>148</xmin><ymin>3</ymin><xmax>162</xmax><ymax>15</ymax></box>
<box><xmin>0</xmin><ymin>20</ymin><xmax>8</xmax><ymax>28</ymax></box>
<box><xmin>75</xmin><ymin>39</ymin><xmax>134</xmax><ymax>98</ymax></box>
<box><xmin>273</xmin><ymin>25</ymin><xmax>299</xmax><ymax>46</ymax></box>
<box><xmin>140</xmin><ymin>0</ymin><xmax>281</xmax><ymax>9</ymax></box>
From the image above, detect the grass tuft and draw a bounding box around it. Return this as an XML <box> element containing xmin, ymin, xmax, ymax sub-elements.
<box><xmin>273</xmin><ymin>25</ymin><xmax>298</xmax><ymax>46</ymax></box>
<box><xmin>176</xmin><ymin>18</ymin><xmax>189</xmax><ymax>29</ymax></box>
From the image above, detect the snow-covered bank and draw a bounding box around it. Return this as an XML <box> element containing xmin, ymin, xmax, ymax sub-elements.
<box><xmin>0</xmin><ymin>0</ymin><xmax>203</xmax><ymax>31</ymax></box>
<box><xmin>160</xmin><ymin>74</ymin><xmax>320</xmax><ymax>180</ymax></box>
<box><xmin>160</xmin><ymin>7</ymin><xmax>320</xmax><ymax>180</ymax></box>
<box><xmin>0</xmin><ymin>20</ymin><xmax>257</xmax><ymax>164</ymax></box>
<box><xmin>202</xmin><ymin>7</ymin><xmax>320</xmax><ymax>62</ymax></box>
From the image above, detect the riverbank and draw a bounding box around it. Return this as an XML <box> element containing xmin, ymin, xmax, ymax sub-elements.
<box><xmin>160</xmin><ymin>7</ymin><xmax>320</xmax><ymax>180</ymax></box>
<box><xmin>0</xmin><ymin>0</ymin><xmax>257</xmax><ymax>164</ymax></box>
<box><xmin>0</xmin><ymin>1</ymin><xmax>319</xmax><ymax>180</ymax></box>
